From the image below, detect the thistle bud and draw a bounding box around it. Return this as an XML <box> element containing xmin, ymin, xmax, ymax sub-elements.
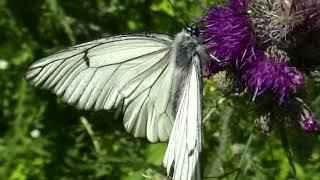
<box><xmin>295</xmin><ymin>97</ymin><xmax>319</xmax><ymax>132</ymax></box>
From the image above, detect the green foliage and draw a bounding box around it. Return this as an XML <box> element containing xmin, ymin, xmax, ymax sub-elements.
<box><xmin>1</xmin><ymin>0</ymin><xmax>320</xmax><ymax>179</ymax></box>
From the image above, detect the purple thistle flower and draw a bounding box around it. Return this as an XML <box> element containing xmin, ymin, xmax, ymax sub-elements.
<box><xmin>201</xmin><ymin>0</ymin><xmax>320</xmax><ymax>133</ymax></box>
<box><xmin>290</xmin><ymin>0</ymin><xmax>320</xmax><ymax>32</ymax></box>
<box><xmin>294</xmin><ymin>97</ymin><xmax>320</xmax><ymax>133</ymax></box>
<box><xmin>240</xmin><ymin>52</ymin><xmax>304</xmax><ymax>104</ymax></box>
<box><xmin>201</xmin><ymin>0</ymin><xmax>255</xmax><ymax>76</ymax></box>
<box><xmin>299</xmin><ymin>106</ymin><xmax>319</xmax><ymax>133</ymax></box>
<box><xmin>229</xmin><ymin>0</ymin><xmax>248</xmax><ymax>12</ymax></box>
<box><xmin>300</xmin><ymin>115</ymin><xmax>319</xmax><ymax>133</ymax></box>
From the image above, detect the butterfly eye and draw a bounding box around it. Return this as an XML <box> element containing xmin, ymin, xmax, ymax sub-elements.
<box><xmin>185</xmin><ymin>24</ymin><xmax>200</xmax><ymax>37</ymax></box>
<box><xmin>192</xmin><ymin>25</ymin><xmax>200</xmax><ymax>37</ymax></box>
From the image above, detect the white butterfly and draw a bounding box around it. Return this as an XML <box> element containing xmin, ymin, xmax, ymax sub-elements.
<box><xmin>25</xmin><ymin>24</ymin><xmax>208</xmax><ymax>180</ymax></box>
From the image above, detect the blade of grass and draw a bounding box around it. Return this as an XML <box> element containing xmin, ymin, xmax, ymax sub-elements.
<box><xmin>278</xmin><ymin>122</ymin><xmax>296</xmax><ymax>177</ymax></box>
<box><xmin>80</xmin><ymin>116</ymin><xmax>101</xmax><ymax>155</ymax></box>
<box><xmin>233</xmin><ymin>127</ymin><xmax>254</xmax><ymax>180</ymax></box>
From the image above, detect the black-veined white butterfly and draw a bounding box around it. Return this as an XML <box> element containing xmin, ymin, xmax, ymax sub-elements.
<box><xmin>25</xmin><ymin>23</ymin><xmax>208</xmax><ymax>180</ymax></box>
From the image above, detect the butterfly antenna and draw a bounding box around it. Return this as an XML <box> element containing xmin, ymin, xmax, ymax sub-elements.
<box><xmin>195</xmin><ymin>6</ymin><xmax>209</xmax><ymax>24</ymax></box>
<box><xmin>167</xmin><ymin>0</ymin><xmax>188</xmax><ymax>26</ymax></box>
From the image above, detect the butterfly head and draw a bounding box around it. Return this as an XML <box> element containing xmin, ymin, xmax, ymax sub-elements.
<box><xmin>185</xmin><ymin>24</ymin><xmax>200</xmax><ymax>37</ymax></box>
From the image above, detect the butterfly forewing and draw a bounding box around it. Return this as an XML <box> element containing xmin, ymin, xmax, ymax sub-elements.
<box><xmin>26</xmin><ymin>34</ymin><xmax>175</xmax><ymax>142</ymax></box>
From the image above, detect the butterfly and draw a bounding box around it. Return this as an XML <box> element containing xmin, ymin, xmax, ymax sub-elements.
<box><xmin>25</xmin><ymin>23</ymin><xmax>208</xmax><ymax>180</ymax></box>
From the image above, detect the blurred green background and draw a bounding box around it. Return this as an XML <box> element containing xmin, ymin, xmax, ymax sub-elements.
<box><xmin>1</xmin><ymin>0</ymin><xmax>320</xmax><ymax>179</ymax></box>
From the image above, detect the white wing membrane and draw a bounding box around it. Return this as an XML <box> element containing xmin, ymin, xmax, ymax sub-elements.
<box><xmin>164</xmin><ymin>56</ymin><xmax>202</xmax><ymax>180</ymax></box>
<box><xmin>26</xmin><ymin>34</ymin><xmax>175</xmax><ymax>142</ymax></box>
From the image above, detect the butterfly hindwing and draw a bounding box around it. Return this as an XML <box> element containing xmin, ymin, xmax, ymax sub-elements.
<box><xmin>164</xmin><ymin>53</ymin><xmax>203</xmax><ymax>180</ymax></box>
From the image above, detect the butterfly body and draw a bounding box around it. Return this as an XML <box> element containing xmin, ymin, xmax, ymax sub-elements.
<box><xmin>171</xmin><ymin>28</ymin><xmax>207</xmax><ymax>114</ymax></box>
